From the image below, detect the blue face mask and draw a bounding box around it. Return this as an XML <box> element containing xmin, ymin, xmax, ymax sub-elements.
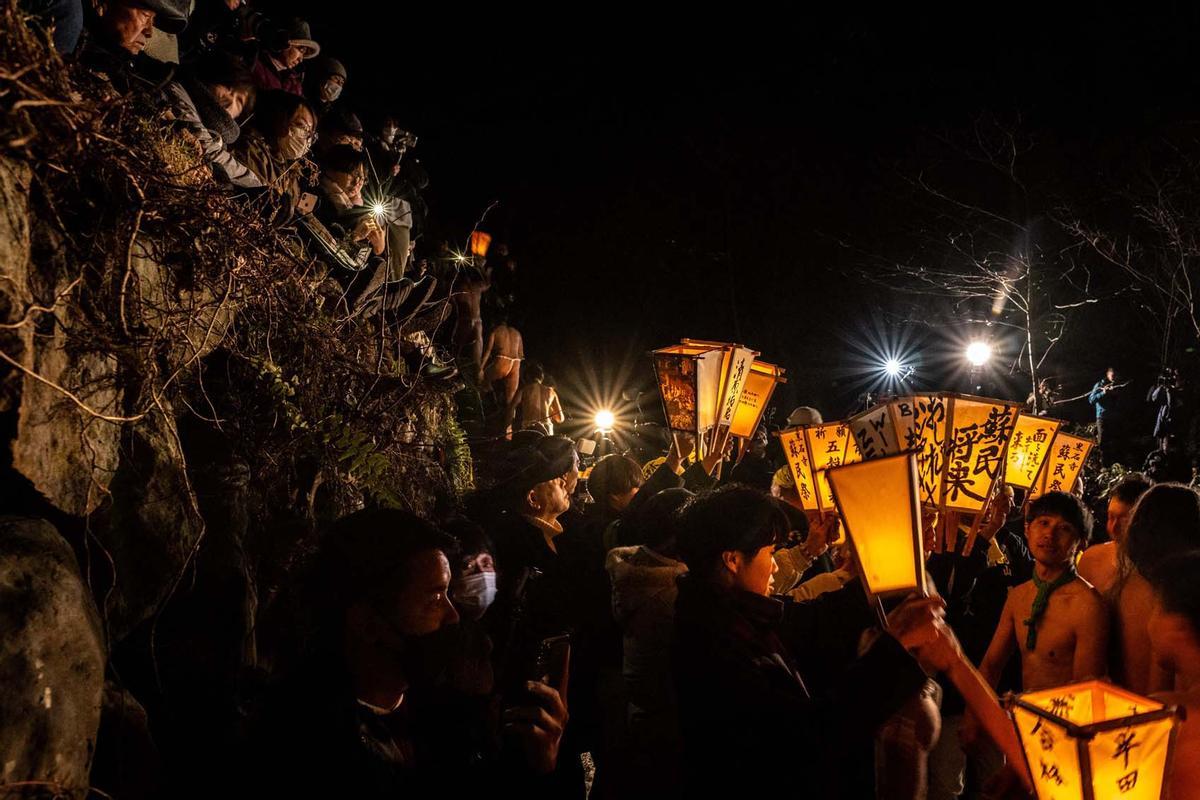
<box><xmin>453</xmin><ymin>571</ymin><xmax>497</xmax><ymax>619</ymax></box>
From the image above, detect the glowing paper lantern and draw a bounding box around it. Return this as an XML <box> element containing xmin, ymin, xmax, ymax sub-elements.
<box><xmin>680</xmin><ymin>339</ymin><xmax>758</xmax><ymax>448</ymax></box>
<box><xmin>826</xmin><ymin>452</ymin><xmax>926</xmax><ymax>597</ymax></box>
<box><xmin>1008</xmin><ymin>680</ymin><xmax>1181</xmax><ymax>800</ymax></box>
<box><xmin>651</xmin><ymin>343</ymin><xmax>726</xmax><ymax>436</ymax></box>
<box><xmin>778</xmin><ymin>422</ymin><xmax>863</xmax><ymax>513</ymax></box>
<box><xmin>1005</xmin><ymin>414</ymin><xmax>1065</xmax><ymax>490</ymax></box>
<box><xmin>728</xmin><ymin>360</ymin><xmax>786</xmax><ymax>439</ymax></box>
<box><xmin>1027</xmin><ymin>431</ymin><xmax>1095</xmax><ymax>500</ymax></box>
<box><xmin>469</xmin><ymin>230</ymin><xmax>492</xmax><ymax>257</ymax></box>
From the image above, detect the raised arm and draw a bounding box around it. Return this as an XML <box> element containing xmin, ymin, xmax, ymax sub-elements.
<box><xmin>548</xmin><ymin>388</ymin><xmax>564</xmax><ymax>424</ymax></box>
<box><xmin>979</xmin><ymin>590</ymin><xmax>1018</xmax><ymax>688</ymax></box>
<box><xmin>920</xmin><ymin>622</ymin><xmax>1033</xmax><ymax>793</ymax></box>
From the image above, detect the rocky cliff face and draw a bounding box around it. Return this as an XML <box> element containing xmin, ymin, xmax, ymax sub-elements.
<box><xmin>0</xmin><ymin>9</ymin><xmax>471</xmax><ymax>793</ymax></box>
<box><xmin>0</xmin><ymin>516</ymin><xmax>106</xmax><ymax>799</ymax></box>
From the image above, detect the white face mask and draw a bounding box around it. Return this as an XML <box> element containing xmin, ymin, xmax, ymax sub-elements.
<box><xmin>453</xmin><ymin>571</ymin><xmax>497</xmax><ymax>619</ymax></box>
<box><xmin>320</xmin><ymin>79</ymin><xmax>343</xmax><ymax>103</ymax></box>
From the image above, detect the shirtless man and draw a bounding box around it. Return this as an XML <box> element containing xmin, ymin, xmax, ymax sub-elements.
<box><xmin>978</xmin><ymin>491</ymin><xmax>1108</xmax><ymax>693</ymax></box>
<box><xmin>510</xmin><ymin>362</ymin><xmax>564</xmax><ymax>435</ymax></box>
<box><xmin>1146</xmin><ymin>551</ymin><xmax>1200</xmax><ymax>799</ymax></box>
<box><xmin>1077</xmin><ymin>473</ymin><xmax>1152</xmax><ymax>596</ymax></box>
<box><xmin>480</xmin><ymin>316</ymin><xmax>523</xmax><ymax>422</ymax></box>
<box><xmin>451</xmin><ymin>266</ymin><xmax>489</xmax><ymax>371</ymax></box>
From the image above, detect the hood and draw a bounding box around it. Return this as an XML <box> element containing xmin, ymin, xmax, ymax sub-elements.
<box><xmin>606</xmin><ymin>545</ymin><xmax>686</xmax><ymax>624</ymax></box>
<box><xmin>178</xmin><ymin>76</ymin><xmax>240</xmax><ymax>145</ymax></box>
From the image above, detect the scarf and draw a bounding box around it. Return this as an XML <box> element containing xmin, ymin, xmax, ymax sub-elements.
<box><xmin>1024</xmin><ymin>566</ymin><xmax>1076</xmax><ymax>651</ymax></box>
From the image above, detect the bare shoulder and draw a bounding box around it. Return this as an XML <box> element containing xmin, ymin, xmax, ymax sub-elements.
<box><xmin>1077</xmin><ymin>542</ymin><xmax>1114</xmax><ymax>575</ymax></box>
<box><xmin>1064</xmin><ymin>577</ymin><xmax>1107</xmax><ymax>621</ymax></box>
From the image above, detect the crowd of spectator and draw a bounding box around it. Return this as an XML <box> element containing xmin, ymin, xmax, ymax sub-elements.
<box><xmin>15</xmin><ymin>4</ymin><xmax>1200</xmax><ymax>800</ymax></box>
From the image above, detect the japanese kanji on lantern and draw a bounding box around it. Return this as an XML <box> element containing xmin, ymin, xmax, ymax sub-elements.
<box><xmin>1005</xmin><ymin>414</ymin><xmax>1065</xmax><ymax>490</ymax></box>
<box><xmin>888</xmin><ymin>394</ymin><xmax>946</xmax><ymax>505</ymax></box>
<box><xmin>777</xmin><ymin>422</ymin><xmax>863</xmax><ymax>513</ymax></box>
<box><xmin>727</xmin><ymin>360</ymin><xmax>786</xmax><ymax>439</ymax></box>
<box><xmin>681</xmin><ymin>339</ymin><xmax>759</xmax><ymax>449</ymax></box>
<box><xmin>936</xmin><ymin>394</ymin><xmax>1021</xmax><ymax>513</ymax></box>
<box><xmin>826</xmin><ymin>451</ymin><xmax>927</xmax><ymax>598</ymax></box>
<box><xmin>1027</xmin><ymin>431</ymin><xmax>1095</xmax><ymax>501</ymax></box>
<box><xmin>1007</xmin><ymin>680</ymin><xmax>1182</xmax><ymax>800</ymax></box>
<box><xmin>650</xmin><ymin>343</ymin><xmax>727</xmax><ymax>436</ymax></box>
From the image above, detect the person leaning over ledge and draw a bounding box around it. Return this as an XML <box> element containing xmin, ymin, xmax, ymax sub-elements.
<box><xmin>78</xmin><ymin>0</ymin><xmax>189</xmax><ymax>91</ymax></box>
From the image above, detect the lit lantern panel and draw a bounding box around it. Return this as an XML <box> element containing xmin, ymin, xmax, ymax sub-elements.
<box><xmin>714</xmin><ymin>346</ymin><xmax>757</xmax><ymax>435</ymax></box>
<box><xmin>651</xmin><ymin>345</ymin><xmax>726</xmax><ymax>435</ymax></box>
<box><xmin>827</xmin><ymin>452</ymin><xmax>925</xmax><ymax>597</ymax></box>
<box><xmin>1005</xmin><ymin>415</ymin><xmax>1063</xmax><ymax>490</ymax></box>
<box><xmin>1028</xmin><ymin>432</ymin><xmax>1094</xmax><ymax>500</ymax></box>
<box><xmin>849</xmin><ymin>404</ymin><xmax>901</xmax><ymax>460</ymax></box>
<box><xmin>1012</xmin><ymin>705</ymin><xmax>1083</xmax><ymax>800</ymax></box>
<box><xmin>804</xmin><ymin>423</ymin><xmax>863</xmax><ymax>512</ymax></box>
<box><xmin>938</xmin><ymin>396</ymin><xmax>1019</xmax><ymax>513</ymax></box>
<box><xmin>906</xmin><ymin>394</ymin><xmax>949</xmax><ymax>506</ymax></box>
<box><xmin>779</xmin><ymin>427</ymin><xmax>820</xmax><ymax>512</ymax></box>
<box><xmin>728</xmin><ymin>360</ymin><xmax>785</xmax><ymax>439</ymax></box>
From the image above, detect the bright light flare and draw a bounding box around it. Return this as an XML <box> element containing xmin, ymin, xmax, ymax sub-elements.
<box><xmin>884</xmin><ymin>358</ymin><xmax>903</xmax><ymax>378</ymax></box>
<box><xmin>965</xmin><ymin>341</ymin><xmax>993</xmax><ymax>367</ymax></box>
<box><xmin>371</xmin><ymin>202</ymin><xmax>386</xmax><ymax>218</ymax></box>
<box><xmin>594</xmin><ymin>409</ymin><xmax>615</xmax><ymax>433</ymax></box>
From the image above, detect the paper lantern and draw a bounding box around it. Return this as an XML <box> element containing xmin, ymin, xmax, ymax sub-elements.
<box><xmin>1005</xmin><ymin>415</ymin><xmax>1065</xmax><ymax>490</ymax></box>
<box><xmin>469</xmin><ymin>230</ymin><xmax>492</xmax><ymax>257</ymax></box>
<box><xmin>680</xmin><ymin>339</ymin><xmax>758</xmax><ymax>448</ymax></box>
<box><xmin>650</xmin><ymin>343</ymin><xmax>727</xmax><ymax>435</ymax></box>
<box><xmin>778</xmin><ymin>422</ymin><xmax>863</xmax><ymax>513</ymax></box>
<box><xmin>1008</xmin><ymin>680</ymin><xmax>1181</xmax><ymax>800</ymax></box>
<box><xmin>1027</xmin><ymin>432</ymin><xmax>1095</xmax><ymax>500</ymax></box>
<box><xmin>728</xmin><ymin>360</ymin><xmax>786</xmax><ymax>439</ymax></box>
<box><xmin>826</xmin><ymin>452</ymin><xmax>927</xmax><ymax>597</ymax></box>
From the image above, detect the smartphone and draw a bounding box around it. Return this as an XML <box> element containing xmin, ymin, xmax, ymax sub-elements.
<box><xmin>296</xmin><ymin>192</ymin><xmax>317</xmax><ymax>215</ymax></box>
<box><xmin>535</xmin><ymin>634</ymin><xmax>570</xmax><ymax>689</ymax></box>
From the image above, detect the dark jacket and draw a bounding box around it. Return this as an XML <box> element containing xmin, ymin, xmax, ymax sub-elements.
<box><xmin>672</xmin><ymin>575</ymin><xmax>926</xmax><ymax>798</ymax></box>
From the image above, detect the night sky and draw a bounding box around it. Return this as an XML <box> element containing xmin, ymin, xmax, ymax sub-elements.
<box><xmin>285</xmin><ymin>5</ymin><xmax>1200</xmax><ymax>434</ymax></box>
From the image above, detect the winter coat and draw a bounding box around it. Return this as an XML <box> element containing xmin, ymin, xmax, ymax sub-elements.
<box><xmin>672</xmin><ymin>574</ymin><xmax>927</xmax><ymax>797</ymax></box>
<box><xmin>164</xmin><ymin>77</ymin><xmax>263</xmax><ymax>189</ymax></box>
<box><xmin>607</xmin><ymin>545</ymin><xmax>686</xmax><ymax>723</ymax></box>
<box><xmin>251</xmin><ymin>55</ymin><xmax>304</xmax><ymax>95</ymax></box>
<box><xmin>233</xmin><ymin>129</ymin><xmax>304</xmax><ymax>223</ymax></box>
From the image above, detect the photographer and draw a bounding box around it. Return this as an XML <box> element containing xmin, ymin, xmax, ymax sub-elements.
<box><xmin>1149</xmin><ymin>367</ymin><xmax>1179</xmax><ymax>452</ymax></box>
<box><xmin>366</xmin><ymin>117</ymin><xmax>423</xmax><ymax>279</ymax></box>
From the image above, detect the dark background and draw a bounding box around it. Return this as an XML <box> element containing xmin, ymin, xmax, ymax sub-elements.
<box><xmin>283</xmin><ymin>5</ymin><xmax>1200</xmax><ymax>435</ymax></box>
